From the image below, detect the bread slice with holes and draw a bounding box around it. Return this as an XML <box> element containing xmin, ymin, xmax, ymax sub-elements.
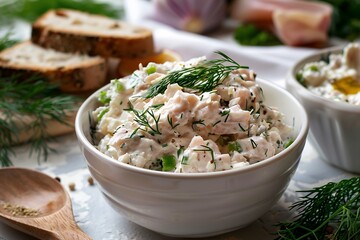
<box><xmin>0</xmin><ymin>41</ymin><xmax>107</xmax><ymax>93</ymax></box>
<box><xmin>31</xmin><ymin>9</ymin><xmax>155</xmax><ymax>58</ymax></box>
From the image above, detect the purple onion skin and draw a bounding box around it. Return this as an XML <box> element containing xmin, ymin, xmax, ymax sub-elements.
<box><xmin>150</xmin><ymin>0</ymin><xmax>227</xmax><ymax>34</ymax></box>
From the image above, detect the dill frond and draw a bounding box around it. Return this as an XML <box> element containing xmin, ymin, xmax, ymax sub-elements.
<box><xmin>0</xmin><ymin>32</ymin><xmax>19</xmax><ymax>51</ymax></box>
<box><xmin>193</xmin><ymin>145</ymin><xmax>216</xmax><ymax>169</ymax></box>
<box><xmin>124</xmin><ymin>102</ymin><xmax>162</xmax><ymax>137</ymax></box>
<box><xmin>0</xmin><ymin>74</ymin><xmax>79</xmax><ymax>166</ymax></box>
<box><xmin>276</xmin><ymin>177</ymin><xmax>360</xmax><ymax>240</ymax></box>
<box><xmin>143</xmin><ymin>51</ymin><xmax>249</xmax><ymax>98</ymax></box>
<box><xmin>0</xmin><ymin>145</ymin><xmax>14</xmax><ymax>167</ymax></box>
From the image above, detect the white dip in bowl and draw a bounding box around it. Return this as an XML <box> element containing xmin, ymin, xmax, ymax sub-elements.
<box><xmin>76</xmin><ymin>53</ymin><xmax>309</xmax><ymax>237</ymax></box>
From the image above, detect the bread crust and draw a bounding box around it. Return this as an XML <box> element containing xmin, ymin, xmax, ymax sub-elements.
<box><xmin>31</xmin><ymin>9</ymin><xmax>155</xmax><ymax>58</ymax></box>
<box><xmin>0</xmin><ymin>42</ymin><xmax>107</xmax><ymax>93</ymax></box>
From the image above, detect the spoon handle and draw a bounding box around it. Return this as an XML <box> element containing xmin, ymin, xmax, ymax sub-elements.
<box><xmin>51</xmin><ymin>229</ymin><xmax>92</xmax><ymax>240</ymax></box>
<box><xmin>0</xmin><ymin>214</ymin><xmax>92</xmax><ymax>240</ymax></box>
<box><xmin>45</xmin><ymin>201</ymin><xmax>93</xmax><ymax>240</ymax></box>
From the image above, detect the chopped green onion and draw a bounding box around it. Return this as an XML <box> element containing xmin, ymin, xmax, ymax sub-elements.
<box><xmin>97</xmin><ymin>107</ymin><xmax>109</xmax><ymax>121</ymax></box>
<box><xmin>99</xmin><ymin>91</ymin><xmax>111</xmax><ymax>104</ymax></box>
<box><xmin>146</xmin><ymin>65</ymin><xmax>156</xmax><ymax>75</ymax></box>
<box><xmin>309</xmin><ymin>65</ymin><xmax>319</xmax><ymax>72</ymax></box>
<box><xmin>115</xmin><ymin>80</ymin><xmax>125</xmax><ymax>92</ymax></box>
<box><xmin>283</xmin><ymin>138</ymin><xmax>294</xmax><ymax>148</ymax></box>
<box><xmin>161</xmin><ymin>155</ymin><xmax>176</xmax><ymax>171</ymax></box>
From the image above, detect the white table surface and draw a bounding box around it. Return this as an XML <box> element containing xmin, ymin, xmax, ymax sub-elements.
<box><xmin>1</xmin><ymin>1</ymin><xmax>358</xmax><ymax>239</ymax></box>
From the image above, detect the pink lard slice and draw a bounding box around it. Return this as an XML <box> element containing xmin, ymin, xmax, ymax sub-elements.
<box><xmin>230</xmin><ymin>0</ymin><xmax>332</xmax><ymax>46</ymax></box>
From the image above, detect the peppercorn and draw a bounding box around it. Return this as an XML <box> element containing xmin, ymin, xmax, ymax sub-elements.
<box><xmin>68</xmin><ymin>182</ymin><xmax>76</xmax><ymax>191</ymax></box>
<box><xmin>87</xmin><ymin>176</ymin><xmax>94</xmax><ymax>186</ymax></box>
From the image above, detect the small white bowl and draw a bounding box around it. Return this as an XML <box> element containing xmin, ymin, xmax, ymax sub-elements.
<box><xmin>286</xmin><ymin>47</ymin><xmax>360</xmax><ymax>173</ymax></box>
<box><xmin>75</xmin><ymin>79</ymin><xmax>308</xmax><ymax>237</ymax></box>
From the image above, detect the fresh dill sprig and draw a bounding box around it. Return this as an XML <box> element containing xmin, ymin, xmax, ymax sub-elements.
<box><xmin>143</xmin><ymin>51</ymin><xmax>249</xmax><ymax>98</ymax></box>
<box><xmin>0</xmin><ymin>32</ymin><xmax>19</xmax><ymax>51</ymax></box>
<box><xmin>124</xmin><ymin>102</ymin><xmax>162</xmax><ymax>137</ymax></box>
<box><xmin>0</xmin><ymin>0</ymin><xmax>123</xmax><ymax>28</ymax></box>
<box><xmin>0</xmin><ymin>74</ymin><xmax>78</xmax><ymax>166</ymax></box>
<box><xmin>276</xmin><ymin>177</ymin><xmax>360</xmax><ymax>240</ymax></box>
<box><xmin>0</xmin><ymin>145</ymin><xmax>14</xmax><ymax>167</ymax></box>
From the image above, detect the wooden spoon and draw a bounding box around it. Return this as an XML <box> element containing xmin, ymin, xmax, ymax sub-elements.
<box><xmin>0</xmin><ymin>167</ymin><xmax>91</xmax><ymax>240</ymax></box>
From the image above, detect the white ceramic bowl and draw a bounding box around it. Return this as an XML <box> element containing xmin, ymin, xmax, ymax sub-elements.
<box><xmin>286</xmin><ymin>47</ymin><xmax>360</xmax><ymax>173</ymax></box>
<box><xmin>75</xmin><ymin>79</ymin><xmax>308</xmax><ymax>237</ymax></box>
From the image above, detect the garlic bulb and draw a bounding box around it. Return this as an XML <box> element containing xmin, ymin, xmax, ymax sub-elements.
<box><xmin>150</xmin><ymin>0</ymin><xmax>227</xmax><ymax>34</ymax></box>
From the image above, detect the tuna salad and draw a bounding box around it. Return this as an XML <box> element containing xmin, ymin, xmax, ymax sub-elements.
<box><xmin>92</xmin><ymin>52</ymin><xmax>293</xmax><ymax>173</ymax></box>
<box><xmin>297</xmin><ymin>43</ymin><xmax>360</xmax><ymax>105</ymax></box>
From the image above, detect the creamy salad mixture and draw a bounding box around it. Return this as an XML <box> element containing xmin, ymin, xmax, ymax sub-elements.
<box><xmin>297</xmin><ymin>43</ymin><xmax>360</xmax><ymax>105</ymax></box>
<box><xmin>93</xmin><ymin>56</ymin><xmax>293</xmax><ymax>173</ymax></box>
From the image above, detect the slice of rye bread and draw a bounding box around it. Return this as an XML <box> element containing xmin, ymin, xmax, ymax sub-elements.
<box><xmin>0</xmin><ymin>41</ymin><xmax>107</xmax><ymax>93</ymax></box>
<box><xmin>31</xmin><ymin>9</ymin><xmax>155</xmax><ymax>58</ymax></box>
